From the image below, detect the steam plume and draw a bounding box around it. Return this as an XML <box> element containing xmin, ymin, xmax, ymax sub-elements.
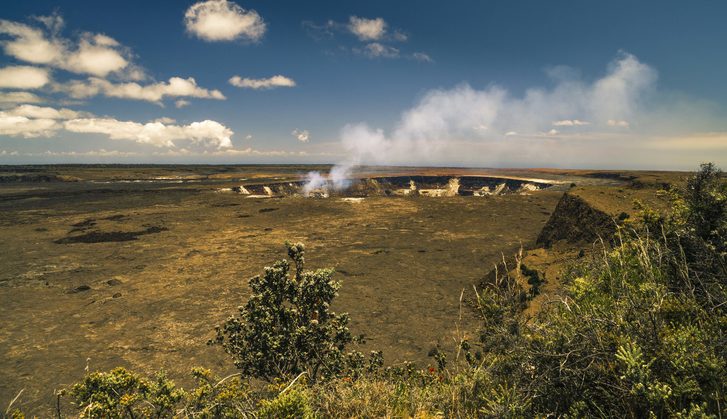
<box><xmin>303</xmin><ymin>52</ymin><xmax>726</xmax><ymax>191</ymax></box>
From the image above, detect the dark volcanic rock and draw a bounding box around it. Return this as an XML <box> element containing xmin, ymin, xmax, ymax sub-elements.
<box><xmin>68</xmin><ymin>285</ymin><xmax>91</xmax><ymax>293</ymax></box>
<box><xmin>55</xmin><ymin>226</ymin><xmax>168</xmax><ymax>244</ymax></box>
<box><xmin>536</xmin><ymin>193</ymin><xmax>616</xmax><ymax>247</ymax></box>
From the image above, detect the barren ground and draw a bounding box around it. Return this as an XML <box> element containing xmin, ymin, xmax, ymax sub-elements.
<box><xmin>0</xmin><ymin>165</ymin><xmax>678</xmax><ymax>415</ymax></box>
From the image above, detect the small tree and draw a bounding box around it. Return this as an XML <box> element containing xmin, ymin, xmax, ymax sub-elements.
<box><xmin>683</xmin><ymin>162</ymin><xmax>727</xmax><ymax>254</ymax></box>
<box><xmin>212</xmin><ymin>242</ymin><xmax>359</xmax><ymax>382</ymax></box>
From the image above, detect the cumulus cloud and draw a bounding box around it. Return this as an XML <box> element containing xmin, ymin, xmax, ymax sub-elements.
<box><xmin>62</xmin><ymin>33</ymin><xmax>129</xmax><ymax>77</ymax></box>
<box><xmin>0</xmin><ymin>65</ymin><xmax>50</xmax><ymax>89</ymax></box>
<box><xmin>229</xmin><ymin>75</ymin><xmax>296</xmax><ymax>89</ymax></box>
<box><xmin>175</xmin><ymin>99</ymin><xmax>190</xmax><ymax>108</ymax></box>
<box><xmin>292</xmin><ymin>129</ymin><xmax>310</xmax><ymax>142</ymax></box>
<box><xmin>608</xmin><ymin>119</ymin><xmax>630</xmax><ymax>128</ymax></box>
<box><xmin>412</xmin><ymin>52</ymin><xmax>433</xmax><ymax>63</ymax></box>
<box><xmin>0</xmin><ymin>112</ymin><xmax>58</xmax><ymax>137</ymax></box>
<box><xmin>308</xmin><ymin>52</ymin><xmax>726</xmax><ymax>179</ymax></box>
<box><xmin>185</xmin><ymin>0</ymin><xmax>266</xmax><ymax>42</ymax></box>
<box><xmin>152</xmin><ymin>117</ymin><xmax>176</xmax><ymax>124</ymax></box>
<box><xmin>56</xmin><ymin>77</ymin><xmax>225</xmax><ymax>104</ymax></box>
<box><xmin>0</xmin><ymin>103</ymin><xmax>88</xmax><ymax>138</ymax></box>
<box><xmin>0</xmin><ymin>91</ymin><xmax>44</xmax><ymax>104</ymax></box>
<box><xmin>65</xmin><ymin>118</ymin><xmax>233</xmax><ymax>148</ymax></box>
<box><xmin>360</xmin><ymin>43</ymin><xmax>399</xmax><ymax>58</ymax></box>
<box><xmin>0</xmin><ymin>104</ymin><xmax>85</xmax><ymax>138</ymax></box>
<box><xmin>0</xmin><ymin>103</ymin><xmax>234</xmax><ymax>150</ymax></box>
<box><xmin>5</xmin><ymin>104</ymin><xmax>82</xmax><ymax>119</ymax></box>
<box><xmin>348</xmin><ymin>16</ymin><xmax>387</xmax><ymax>41</ymax></box>
<box><xmin>553</xmin><ymin>119</ymin><xmax>590</xmax><ymax>126</ymax></box>
<box><xmin>0</xmin><ymin>17</ymin><xmax>139</xmax><ymax>78</ymax></box>
<box><xmin>0</xmin><ymin>19</ymin><xmax>63</xmax><ymax>65</ymax></box>
<box><xmin>304</xmin><ymin>16</ymin><xmax>430</xmax><ymax>62</ymax></box>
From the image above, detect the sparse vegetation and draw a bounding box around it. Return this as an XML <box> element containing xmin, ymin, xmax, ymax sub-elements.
<box><xmin>210</xmin><ymin>241</ymin><xmax>379</xmax><ymax>383</ymax></box>
<box><xmin>4</xmin><ymin>164</ymin><xmax>726</xmax><ymax>418</ymax></box>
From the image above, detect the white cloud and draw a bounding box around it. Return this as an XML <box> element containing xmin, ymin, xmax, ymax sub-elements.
<box><xmin>348</xmin><ymin>16</ymin><xmax>387</xmax><ymax>41</ymax></box>
<box><xmin>62</xmin><ymin>33</ymin><xmax>129</xmax><ymax>77</ymax></box>
<box><xmin>553</xmin><ymin>119</ymin><xmax>590</xmax><ymax>126</ymax></box>
<box><xmin>0</xmin><ymin>18</ymin><xmax>138</xmax><ymax>78</ymax></box>
<box><xmin>175</xmin><ymin>99</ymin><xmax>190</xmax><ymax>108</ymax></box>
<box><xmin>33</xmin><ymin>14</ymin><xmax>64</xmax><ymax>36</ymax></box>
<box><xmin>392</xmin><ymin>31</ymin><xmax>408</xmax><ymax>42</ymax></box>
<box><xmin>65</xmin><ymin>118</ymin><xmax>234</xmax><ymax>148</ymax></box>
<box><xmin>56</xmin><ymin>77</ymin><xmax>225</xmax><ymax>104</ymax></box>
<box><xmin>0</xmin><ymin>91</ymin><xmax>44</xmax><ymax>104</ymax></box>
<box><xmin>306</xmin><ymin>16</ymin><xmax>420</xmax><ymax>61</ymax></box>
<box><xmin>292</xmin><ymin>129</ymin><xmax>310</xmax><ymax>142</ymax></box>
<box><xmin>0</xmin><ymin>103</ymin><xmax>80</xmax><ymax>138</ymax></box>
<box><xmin>0</xmin><ymin>112</ymin><xmax>59</xmax><ymax>137</ymax></box>
<box><xmin>0</xmin><ymin>65</ymin><xmax>50</xmax><ymax>89</ymax></box>
<box><xmin>185</xmin><ymin>0</ymin><xmax>266</xmax><ymax>42</ymax></box>
<box><xmin>229</xmin><ymin>75</ymin><xmax>296</xmax><ymax>89</ymax></box>
<box><xmin>361</xmin><ymin>43</ymin><xmax>399</xmax><ymax>58</ymax></box>
<box><xmin>0</xmin><ymin>102</ymin><xmax>234</xmax><ymax>150</ymax></box>
<box><xmin>412</xmin><ymin>52</ymin><xmax>433</xmax><ymax>62</ymax></box>
<box><xmin>608</xmin><ymin>119</ymin><xmax>630</xmax><ymax>127</ymax></box>
<box><xmin>0</xmin><ymin>19</ymin><xmax>63</xmax><ymax>64</ymax></box>
<box><xmin>152</xmin><ymin>117</ymin><xmax>176</xmax><ymax>124</ymax></box>
<box><xmin>6</xmin><ymin>104</ymin><xmax>82</xmax><ymax>119</ymax></box>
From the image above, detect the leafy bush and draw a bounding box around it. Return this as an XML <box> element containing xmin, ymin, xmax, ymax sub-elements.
<box><xmin>257</xmin><ymin>385</ymin><xmax>314</xmax><ymax>419</ymax></box>
<box><xmin>67</xmin><ymin>367</ymin><xmax>261</xmax><ymax>418</ymax></box>
<box><xmin>69</xmin><ymin>367</ymin><xmax>183</xmax><ymax>418</ymax></box>
<box><xmin>459</xmin><ymin>163</ymin><xmax>727</xmax><ymax>417</ymax></box>
<box><xmin>181</xmin><ymin>368</ymin><xmax>254</xmax><ymax>418</ymax></box>
<box><xmin>211</xmin><ymin>242</ymin><xmax>370</xmax><ymax>382</ymax></box>
<box><xmin>682</xmin><ymin>162</ymin><xmax>727</xmax><ymax>252</ymax></box>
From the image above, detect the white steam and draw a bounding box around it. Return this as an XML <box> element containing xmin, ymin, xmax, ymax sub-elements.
<box><xmin>302</xmin><ymin>166</ymin><xmax>352</xmax><ymax>195</ymax></box>
<box><xmin>302</xmin><ymin>51</ymin><xmax>725</xmax><ymax>191</ymax></box>
<box><xmin>302</xmin><ymin>171</ymin><xmax>326</xmax><ymax>195</ymax></box>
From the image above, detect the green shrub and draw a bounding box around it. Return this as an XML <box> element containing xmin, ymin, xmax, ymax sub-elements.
<box><xmin>683</xmin><ymin>162</ymin><xmax>727</xmax><ymax>252</ymax></box>
<box><xmin>181</xmin><ymin>368</ymin><xmax>254</xmax><ymax>418</ymax></box>
<box><xmin>211</xmin><ymin>242</ymin><xmax>370</xmax><ymax>382</ymax></box>
<box><xmin>257</xmin><ymin>386</ymin><xmax>315</xmax><ymax>419</ymax></box>
<box><xmin>69</xmin><ymin>367</ymin><xmax>183</xmax><ymax>418</ymax></box>
<box><xmin>460</xmin><ymin>163</ymin><xmax>727</xmax><ymax>417</ymax></box>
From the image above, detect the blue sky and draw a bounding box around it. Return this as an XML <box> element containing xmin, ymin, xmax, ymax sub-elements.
<box><xmin>0</xmin><ymin>0</ymin><xmax>726</xmax><ymax>168</ymax></box>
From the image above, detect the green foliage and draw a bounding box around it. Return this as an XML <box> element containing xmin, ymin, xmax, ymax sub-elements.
<box><xmin>212</xmin><ymin>242</ymin><xmax>369</xmax><ymax>382</ymax></box>
<box><xmin>683</xmin><ymin>162</ymin><xmax>727</xmax><ymax>252</ymax></box>
<box><xmin>257</xmin><ymin>386</ymin><xmax>315</xmax><ymax>419</ymax></box>
<box><xmin>459</xmin><ymin>163</ymin><xmax>727</xmax><ymax>417</ymax></box>
<box><xmin>69</xmin><ymin>367</ymin><xmax>183</xmax><ymax>418</ymax></box>
<box><xmin>64</xmin><ymin>367</ymin><xmax>288</xmax><ymax>418</ymax></box>
<box><xmin>182</xmin><ymin>368</ymin><xmax>254</xmax><ymax>418</ymax></box>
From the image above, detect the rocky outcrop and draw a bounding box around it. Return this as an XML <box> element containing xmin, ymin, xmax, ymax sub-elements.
<box><xmin>536</xmin><ymin>193</ymin><xmax>617</xmax><ymax>247</ymax></box>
